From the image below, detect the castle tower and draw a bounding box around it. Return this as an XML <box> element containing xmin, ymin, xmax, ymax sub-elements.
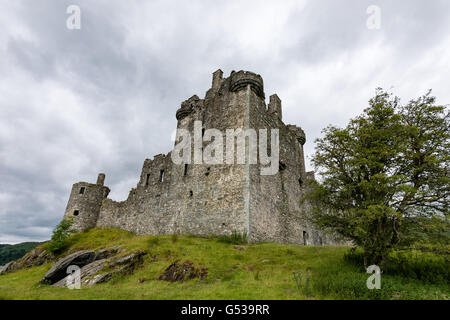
<box><xmin>63</xmin><ymin>173</ymin><xmax>110</xmax><ymax>231</ymax></box>
<box><xmin>61</xmin><ymin>69</ymin><xmax>339</xmax><ymax>246</ymax></box>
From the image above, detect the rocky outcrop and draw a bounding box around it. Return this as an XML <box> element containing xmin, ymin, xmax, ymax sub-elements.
<box><xmin>45</xmin><ymin>248</ymin><xmax>146</xmax><ymax>288</ymax></box>
<box><xmin>40</xmin><ymin>250</ymin><xmax>96</xmax><ymax>284</ymax></box>
<box><xmin>2</xmin><ymin>244</ymin><xmax>147</xmax><ymax>288</ymax></box>
<box><xmin>0</xmin><ymin>247</ymin><xmax>55</xmax><ymax>275</ymax></box>
<box><xmin>19</xmin><ymin>247</ymin><xmax>54</xmax><ymax>268</ymax></box>
<box><xmin>0</xmin><ymin>261</ymin><xmax>19</xmax><ymax>275</ymax></box>
<box><xmin>94</xmin><ymin>245</ymin><xmax>122</xmax><ymax>260</ymax></box>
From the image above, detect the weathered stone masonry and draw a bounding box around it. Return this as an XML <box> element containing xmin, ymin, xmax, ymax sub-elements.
<box><xmin>63</xmin><ymin>69</ymin><xmax>336</xmax><ymax>245</ymax></box>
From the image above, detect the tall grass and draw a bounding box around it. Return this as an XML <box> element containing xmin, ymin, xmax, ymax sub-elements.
<box><xmin>216</xmin><ymin>231</ymin><xmax>248</xmax><ymax>245</ymax></box>
<box><xmin>344</xmin><ymin>247</ymin><xmax>449</xmax><ymax>284</ymax></box>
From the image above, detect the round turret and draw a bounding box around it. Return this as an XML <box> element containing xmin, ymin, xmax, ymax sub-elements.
<box><xmin>229</xmin><ymin>70</ymin><xmax>265</xmax><ymax>99</ymax></box>
<box><xmin>287</xmin><ymin>125</ymin><xmax>306</xmax><ymax>145</ymax></box>
<box><xmin>63</xmin><ymin>173</ymin><xmax>110</xmax><ymax>231</ymax></box>
<box><xmin>176</xmin><ymin>95</ymin><xmax>201</xmax><ymax>121</ymax></box>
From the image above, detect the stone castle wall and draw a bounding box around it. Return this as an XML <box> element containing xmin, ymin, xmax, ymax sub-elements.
<box><xmin>64</xmin><ymin>69</ymin><xmax>337</xmax><ymax>245</ymax></box>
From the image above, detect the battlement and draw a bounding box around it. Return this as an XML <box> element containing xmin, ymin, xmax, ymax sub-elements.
<box><xmin>268</xmin><ymin>94</ymin><xmax>282</xmax><ymax>120</ymax></box>
<box><xmin>287</xmin><ymin>124</ymin><xmax>306</xmax><ymax>145</ymax></box>
<box><xmin>229</xmin><ymin>70</ymin><xmax>265</xmax><ymax>99</ymax></box>
<box><xmin>212</xmin><ymin>69</ymin><xmax>223</xmax><ymax>90</ymax></box>
<box><xmin>96</xmin><ymin>173</ymin><xmax>106</xmax><ymax>186</ymax></box>
<box><xmin>176</xmin><ymin>95</ymin><xmax>202</xmax><ymax>120</ymax></box>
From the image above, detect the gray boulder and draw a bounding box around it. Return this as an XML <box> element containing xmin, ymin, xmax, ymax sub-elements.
<box><xmin>52</xmin><ymin>258</ymin><xmax>108</xmax><ymax>287</ymax></box>
<box><xmin>52</xmin><ymin>250</ymin><xmax>146</xmax><ymax>288</ymax></box>
<box><xmin>19</xmin><ymin>247</ymin><xmax>54</xmax><ymax>268</ymax></box>
<box><xmin>41</xmin><ymin>250</ymin><xmax>95</xmax><ymax>284</ymax></box>
<box><xmin>94</xmin><ymin>245</ymin><xmax>122</xmax><ymax>261</ymax></box>
<box><xmin>0</xmin><ymin>247</ymin><xmax>54</xmax><ymax>275</ymax></box>
<box><xmin>0</xmin><ymin>261</ymin><xmax>19</xmax><ymax>275</ymax></box>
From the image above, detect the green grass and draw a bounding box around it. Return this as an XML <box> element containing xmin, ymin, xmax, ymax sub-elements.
<box><xmin>0</xmin><ymin>228</ymin><xmax>448</xmax><ymax>300</ymax></box>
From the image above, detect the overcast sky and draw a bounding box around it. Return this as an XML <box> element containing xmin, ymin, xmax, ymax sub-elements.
<box><xmin>0</xmin><ymin>0</ymin><xmax>449</xmax><ymax>243</ymax></box>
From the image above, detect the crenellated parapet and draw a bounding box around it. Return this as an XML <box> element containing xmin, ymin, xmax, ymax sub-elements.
<box><xmin>175</xmin><ymin>95</ymin><xmax>203</xmax><ymax>120</ymax></box>
<box><xmin>229</xmin><ymin>70</ymin><xmax>265</xmax><ymax>99</ymax></box>
<box><xmin>268</xmin><ymin>94</ymin><xmax>282</xmax><ymax>120</ymax></box>
<box><xmin>287</xmin><ymin>124</ymin><xmax>306</xmax><ymax>145</ymax></box>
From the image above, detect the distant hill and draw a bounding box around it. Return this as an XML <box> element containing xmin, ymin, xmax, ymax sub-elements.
<box><xmin>0</xmin><ymin>242</ymin><xmax>42</xmax><ymax>265</ymax></box>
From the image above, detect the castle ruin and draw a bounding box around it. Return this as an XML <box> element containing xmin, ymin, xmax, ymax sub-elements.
<box><xmin>62</xmin><ymin>69</ymin><xmax>335</xmax><ymax>245</ymax></box>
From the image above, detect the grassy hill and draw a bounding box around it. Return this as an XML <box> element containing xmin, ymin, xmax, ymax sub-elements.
<box><xmin>0</xmin><ymin>242</ymin><xmax>42</xmax><ymax>266</ymax></box>
<box><xmin>0</xmin><ymin>228</ymin><xmax>448</xmax><ymax>300</ymax></box>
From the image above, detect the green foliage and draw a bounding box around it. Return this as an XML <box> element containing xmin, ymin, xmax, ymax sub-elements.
<box><xmin>385</xmin><ymin>250</ymin><xmax>449</xmax><ymax>284</ymax></box>
<box><xmin>344</xmin><ymin>247</ymin><xmax>449</xmax><ymax>284</ymax></box>
<box><xmin>293</xmin><ymin>268</ymin><xmax>313</xmax><ymax>296</ymax></box>
<box><xmin>146</xmin><ymin>236</ymin><xmax>160</xmax><ymax>248</ymax></box>
<box><xmin>311</xmin><ymin>255</ymin><xmax>449</xmax><ymax>300</ymax></box>
<box><xmin>0</xmin><ymin>242</ymin><xmax>41</xmax><ymax>265</ymax></box>
<box><xmin>45</xmin><ymin>218</ymin><xmax>76</xmax><ymax>253</ymax></box>
<box><xmin>400</xmin><ymin>216</ymin><xmax>450</xmax><ymax>247</ymax></box>
<box><xmin>292</xmin><ymin>270</ymin><xmax>302</xmax><ymax>290</ymax></box>
<box><xmin>343</xmin><ymin>247</ymin><xmax>365</xmax><ymax>266</ymax></box>
<box><xmin>171</xmin><ymin>234</ymin><xmax>179</xmax><ymax>243</ymax></box>
<box><xmin>305</xmin><ymin>88</ymin><xmax>450</xmax><ymax>266</ymax></box>
<box><xmin>216</xmin><ymin>231</ymin><xmax>248</xmax><ymax>245</ymax></box>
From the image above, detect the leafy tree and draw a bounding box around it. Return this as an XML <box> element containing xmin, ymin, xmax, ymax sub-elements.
<box><xmin>305</xmin><ymin>89</ymin><xmax>449</xmax><ymax>267</ymax></box>
<box><xmin>45</xmin><ymin>217</ymin><xmax>77</xmax><ymax>253</ymax></box>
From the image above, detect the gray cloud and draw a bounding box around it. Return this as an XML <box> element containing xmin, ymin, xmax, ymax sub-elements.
<box><xmin>1</xmin><ymin>0</ymin><xmax>449</xmax><ymax>243</ymax></box>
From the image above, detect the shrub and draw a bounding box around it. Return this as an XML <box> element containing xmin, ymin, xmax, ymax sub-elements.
<box><xmin>45</xmin><ymin>218</ymin><xmax>76</xmax><ymax>253</ymax></box>
<box><xmin>343</xmin><ymin>247</ymin><xmax>365</xmax><ymax>267</ymax></box>
<box><xmin>147</xmin><ymin>237</ymin><xmax>160</xmax><ymax>248</ymax></box>
<box><xmin>286</xmin><ymin>249</ymin><xmax>296</xmax><ymax>255</ymax></box>
<box><xmin>217</xmin><ymin>231</ymin><xmax>248</xmax><ymax>245</ymax></box>
<box><xmin>344</xmin><ymin>247</ymin><xmax>449</xmax><ymax>284</ymax></box>
<box><xmin>385</xmin><ymin>250</ymin><xmax>449</xmax><ymax>284</ymax></box>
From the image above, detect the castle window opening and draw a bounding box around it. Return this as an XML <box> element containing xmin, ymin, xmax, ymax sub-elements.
<box><xmin>79</xmin><ymin>187</ymin><xmax>85</xmax><ymax>194</ymax></box>
<box><xmin>184</xmin><ymin>164</ymin><xmax>188</xmax><ymax>176</ymax></box>
<box><xmin>303</xmin><ymin>231</ymin><xmax>308</xmax><ymax>245</ymax></box>
<box><xmin>205</xmin><ymin>167</ymin><xmax>211</xmax><ymax>176</ymax></box>
<box><xmin>159</xmin><ymin>170</ymin><xmax>165</xmax><ymax>182</ymax></box>
<box><xmin>189</xmin><ymin>190</ymin><xmax>193</xmax><ymax>197</ymax></box>
<box><xmin>279</xmin><ymin>161</ymin><xmax>286</xmax><ymax>171</ymax></box>
<box><xmin>73</xmin><ymin>210</ymin><xmax>79</xmax><ymax>216</ymax></box>
<box><xmin>145</xmin><ymin>173</ymin><xmax>151</xmax><ymax>186</ymax></box>
<box><xmin>201</xmin><ymin>128</ymin><xmax>205</xmax><ymax>151</ymax></box>
<box><xmin>298</xmin><ymin>178</ymin><xmax>303</xmax><ymax>188</ymax></box>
